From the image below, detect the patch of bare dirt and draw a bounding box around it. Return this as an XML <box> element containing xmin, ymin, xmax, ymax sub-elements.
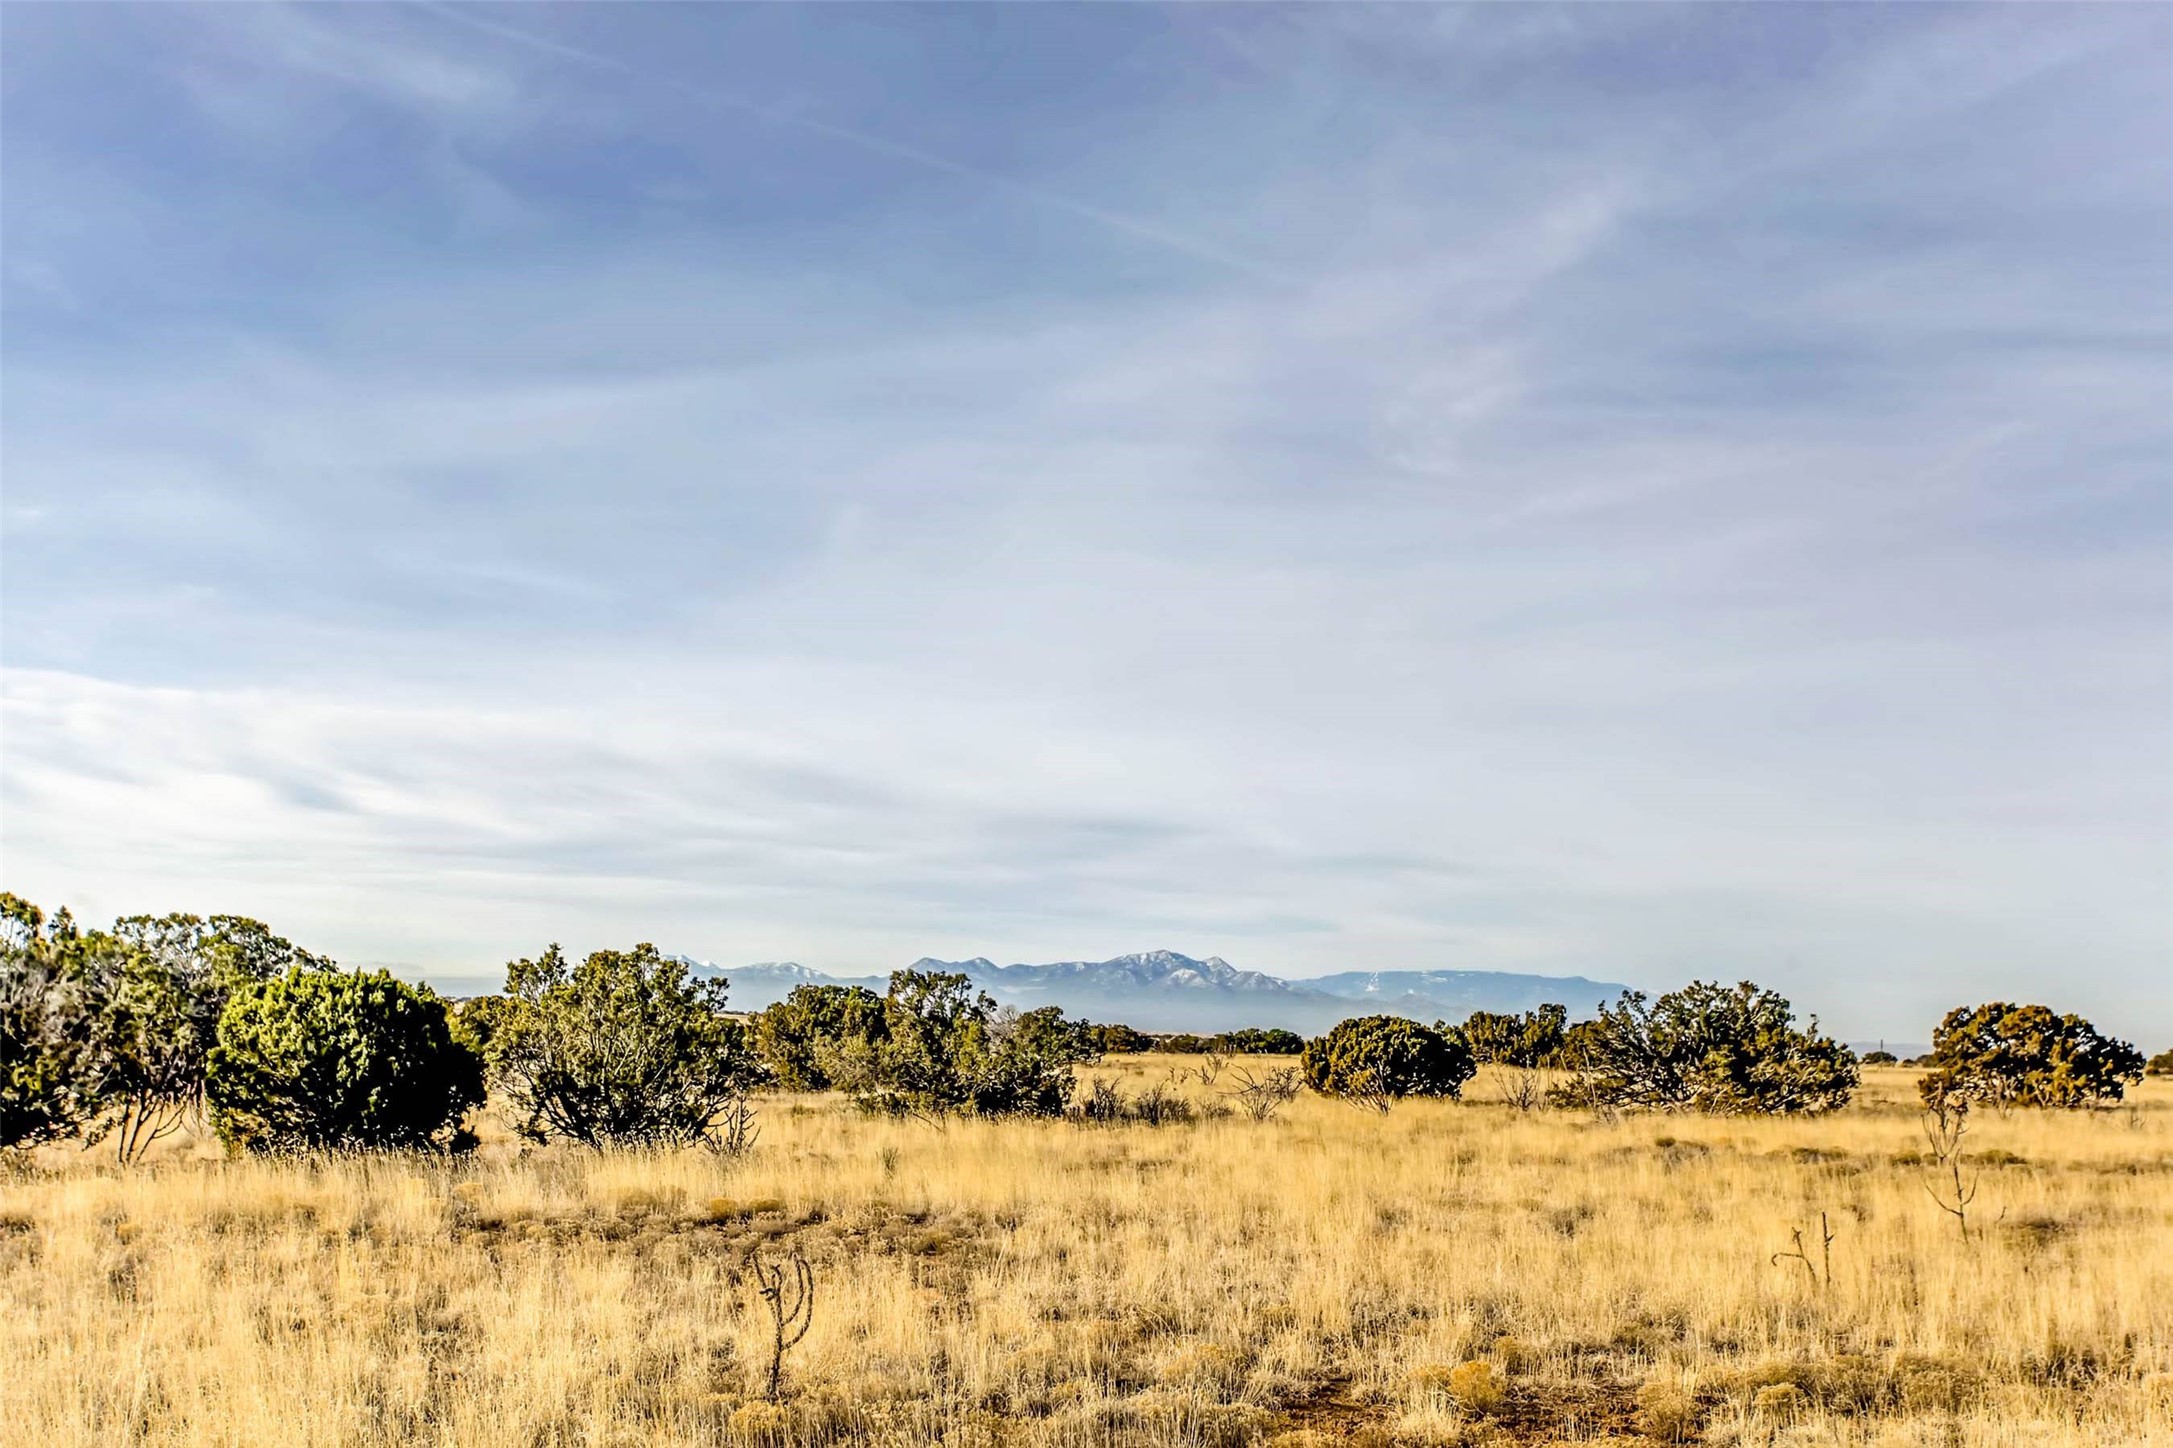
<box><xmin>1266</xmin><ymin>1375</ymin><xmax>1649</xmax><ymax>1445</ymax></box>
<box><xmin>1490</xmin><ymin>1379</ymin><xmax>1644</xmax><ymax>1442</ymax></box>
<box><xmin>1270</xmin><ymin>1376</ymin><xmax>1391</xmax><ymax>1442</ymax></box>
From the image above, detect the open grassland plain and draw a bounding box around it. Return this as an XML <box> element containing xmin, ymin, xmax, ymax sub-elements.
<box><xmin>3</xmin><ymin>1063</ymin><xmax>2169</xmax><ymax>1447</ymax></box>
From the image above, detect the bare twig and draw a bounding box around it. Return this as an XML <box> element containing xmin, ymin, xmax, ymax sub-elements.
<box><xmin>1187</xmin><ymin>1052</ymin><xmax>1231</xmax><ymax>1088</ymax></box>
<box><xmin>101</xmin><ymin>1093</ymin><xmax>194</xmax><ymax>1166</ymax></box>
<box><xmin>1223</xmin><ymin>1067</ymin><xmax>1302</xmax><ymax>1123</ymax></box>
<box><xmin>706</xmin><ymin>1097</ymin><xmax>759</xmax><ymax>1160</ymax></box>
<box><xmin>1771</xmin><ymin>1211</ymin><xmax>1836</xmax><ymax>1292</ymax></box>
<box><xmin>1345</xmin><ymin>1069</ymin><xmax>1395</xmax><ymax>1115</ymax></box>
<box><xmin>1919</xmin><ymin>1091</ymin><xmax>1980</xmax><ymax>1241</ymax></box>
<box><xmin>745</xmin><ymin>1243</ymin><xmax>815</xmax><ymax>1400</ymax></box>
<box><xmin>1495</xmin><ymin>1064</ymin><xmax>1544</xmax><ymax>1114</ymax></box>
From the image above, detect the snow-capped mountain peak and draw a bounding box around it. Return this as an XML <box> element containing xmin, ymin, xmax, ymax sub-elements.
<box><xmin>670</xmin><ymin>949</ymin><xmax>1628</xmax><ymax>1033</ymax></box>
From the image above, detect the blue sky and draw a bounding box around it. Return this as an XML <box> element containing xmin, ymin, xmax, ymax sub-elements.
<box><xmin>3</xmin><ymin>4</ymin><xmax>2168</xmax><ymax>1040</ymax></box>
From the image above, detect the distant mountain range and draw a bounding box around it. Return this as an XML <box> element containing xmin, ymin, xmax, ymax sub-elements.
<box><xmin>674</xmin><ymin>949</ymin><xmax>1628</xmax><ymax>1034</ymax></box>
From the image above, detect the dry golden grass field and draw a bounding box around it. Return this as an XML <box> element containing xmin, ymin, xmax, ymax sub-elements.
<box><xmin>4</xmin><ymin>1060</ymin><xmax>2169</xmax><ymax>1447</ymax></box>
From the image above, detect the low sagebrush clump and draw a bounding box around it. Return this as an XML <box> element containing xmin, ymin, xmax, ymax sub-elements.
<box><xmin>207</xmin><ymin>968</ymin><xmax>482</xmax><ymax>1153</ymax></box>
<box><xmin>1301</xmin><ymin>1016</ymin><xmax>1475</xmax><ymax>1104</ymax></box>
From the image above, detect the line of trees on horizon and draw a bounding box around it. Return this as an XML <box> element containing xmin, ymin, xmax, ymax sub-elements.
<box><xmin>4</xmin><ymin>891</ymin><xmax>2160</xmax><ymax>1158</ymax></box>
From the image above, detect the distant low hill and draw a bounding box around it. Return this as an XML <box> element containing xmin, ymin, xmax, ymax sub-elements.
<box><xmin>679</xmin><ymin>949</ymin><xmax>1628</xmax><ymax>1035</ymax></box>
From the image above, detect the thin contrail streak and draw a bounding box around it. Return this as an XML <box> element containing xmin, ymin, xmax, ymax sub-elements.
<box><xmin>409</xmin><ymin>1</ymin><xmax>1291</xmax><ymax>285</ymax></box>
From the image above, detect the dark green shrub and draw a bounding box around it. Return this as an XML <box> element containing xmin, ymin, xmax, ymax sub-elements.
<box><xmin>976</xmin><ymin>1005</ymin><xmax>1096</xmax><ymax>1115</ymax></box>
<box><xmin>824</xmin><ymin>971</ymin><xmax>1090</xmax><ymax>1118</ymax></box>
<box><xmin>1861</xmin><ymin>1050</ymin><xmax>1898</xmax><ymax>1066</ymax></box>
<box><xmin>206</xmin><ymin>968</ymin><xmax>483</xmax><ymax>1152</ymax></box>
<box><xmin>2148</xmin><ymin>1048</ymin><xmax>2173</xmax><ymax>1078</ymax></box>
<box><xmin>1213</xmin><ymin>1027</ymin><xmax>1304</xmax><ymax>1056</ymax></box>
<box><xmin>1301</xmin><ymin>1015</ymin><xmax>1476</xmax><ymax>1101</ymax></box>
<box><xmin>113</xmin><ymin>913</ymin><xmax>332</xmax><ymax>982</ymax></box>
<box><xmin>482</xmin><ymin>943</ymin><xmax>761</xmax><ymax>1147</ymax></box>
<box><xmin>1083</xmin><ymin>1022</ymin><xmax>1154</xmax><ymax>1054</ymax></box>
<box><xmin>1552</xmin><ymin>982</ymin><xmax>1857</xmax><ymax>1115</ymax></box>
<box><xmin>93</xmin><ymin>914</ymin><xmax>333</xmax><ymax>1162</ymax></box>
<box><xmin>1</xmin><ymin>895</ymin><xmax>116</xmax><ymax>1150</ymax></box>
<box><xmin>823</xmin><ymin>970</ymin><xmax>986</xmax><ymax>1117</ymax></box>
<box><xmin>1560</xmin><ymin>1018</ymin><xmax>1604</xmax><ymax>1067</ymax></box>
<box><xmin>452</xmin><ymin>992</ymin><xmax>513</xmax><ymax>1059</ymax></box>
<box><xmin>1460</xmin><ymin>1005</ymin><xmax>1568</xmax><ymax>1067</ymax></box>
<box><xmin>1151</xmin><ymin>1028</ymin><xmax>1306</xmax><ymax>1055</ymax></box>
<box><xmin>4</xmin><ymin>897</ymin><xmax>342</xmax><ymax>1157</ymax></box>
<box><xmin>1005</xmin><ymin>1005</ymin><xmax>1097</xmax><ymax>1067</ymax></box>
<box><xmin>1917</xmin><ymin>1003</ymin><xmax>2144</xmax><ymax>1109</ymax></box>
<box><xmin>755</xmin><ymin>984</ymin><xmax>888</xmax><ymax>1090</ymax></box>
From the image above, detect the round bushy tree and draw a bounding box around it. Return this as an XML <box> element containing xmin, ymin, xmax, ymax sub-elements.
<box><xmin>206</xmin><ymin>968</ymin><xmax>483</xmax><ymax>1153</ymax></box>
<box><xmin>94</xmin><ymin>914</ymin><xmax>336</xmax><ymax>1162</ymax></box>
<box><xmin>483</xmin><ymin>943</ymin><xmax>761</xmax><ymax>1147</ymax></box>
<box><xmin>1214</xmin><ymin>1027</ymin><xmax>1306</xmax><ymax>1056</ymax></box>
<box><xmin>1301</xmin><ymin>1015</ymin><xmax>1476</xmax><ymax>1101</ymax></box>
<box><xmin>1553</xmin><ymin>982</ymin><xmax>1858</xmax><ymax>1116</ymax></box>
<box><xmin>819</xmin><ymin>971</ymin><xmax>1090</xmax><ymax>1119</ymax></box>
<box><xmin>1460</xmin><ymin>1005</ymin><xmax>1569</xmax><ymax>1068</ymax></box>
<box><xmin>754</xmin><ymin>984</ymin><xmax>888</xmax><ymax>1091</ymax></box>
<box><xmin>974</xmin><ymin>1004</ymin><xmax>1097</xmax><ymax>1116</ymax></box>
<box><xmin>2</xmin><ymin>895</ymin><xmax>116</xmax><ymax>1150</ymax></box>
<box><xmin>1917</xmin><ymin>1003</ymin><xmax>2144</xmax><ymax>1109</ymax></box>
<box><xmin>1082</xmin><ymin>1022</ymin><xmax>1154</xmax><ymax>1055</ymax></box>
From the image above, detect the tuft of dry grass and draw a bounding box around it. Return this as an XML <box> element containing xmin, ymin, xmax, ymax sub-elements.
<box><xmin>2</xmin><ymin>1061</ymin><xmax>2169</xmax><ymax>1445</ymax></box>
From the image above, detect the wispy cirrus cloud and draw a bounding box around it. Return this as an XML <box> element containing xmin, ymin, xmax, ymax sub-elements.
<box><xmin>2</xmin><ymin>4</ymin><xmax>2167</xmax><ymax>1039</ymax></box>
